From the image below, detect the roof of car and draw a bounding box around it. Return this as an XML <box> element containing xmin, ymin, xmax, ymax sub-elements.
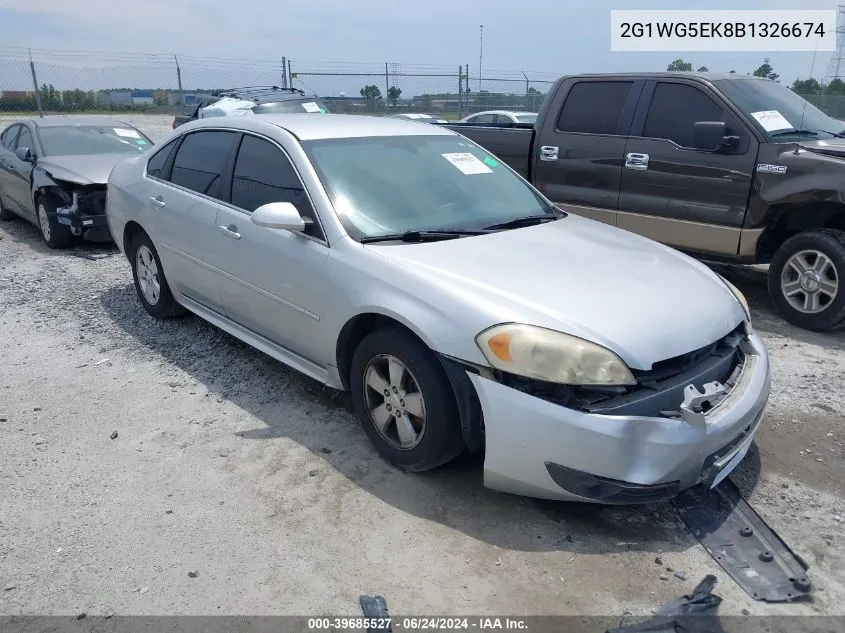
<box><xmin>20</xmin><ymin>116</ymin><xmax>136</xmax><ymax>128</ymax></box>
<box><xmin>179</xmin><ymin>113</ymin><xmax>456</xmax><ymax>140</ymax></box>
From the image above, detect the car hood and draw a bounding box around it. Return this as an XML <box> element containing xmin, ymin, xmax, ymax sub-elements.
<box><xmin>37</xmin><ymin>154</ymin><xmax>133</xmax><ymax>185</ymax></box>
<box><xmin>367</xmin><ymin>215</ymin><xmax>745</xmax><ymax>370</ymax></box>
<box><xmin>797</xmin><ymin>138</ymin><xmax>845</xmax><ymax>158</ymax></box>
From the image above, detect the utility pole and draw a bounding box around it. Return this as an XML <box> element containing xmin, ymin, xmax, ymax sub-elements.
<box><xmin>175</xmin><ymin>55</ymin><xmax>184</xmax><ymax>105</ymax></box>
<box><xmin>478</xmin><ymin>25</ymin><xmax>484</xmax><ymax>93</ymax></box>
<box><xmin>29</xmin><ymin>49</ymin><xmax>43</xmax><ymax>117</ymax></box>
<box><xmin>282</xmin><ymin>56</ymin><xmax>288</xmax><ymax>88</ymax></box>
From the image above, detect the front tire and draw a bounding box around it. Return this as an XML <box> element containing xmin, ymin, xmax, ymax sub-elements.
<box><xmin>36</xmin><ymin>198</ymin><xmax>72</xmax><ymax>249</ymax></box>
<box><xmin>768</xmin><ymin>229</ymin><xmax>845</xmax><ymax>331</ymax></box>
<box><xmin>349</xmin><ymin>327</ymin><xmax>466</xmax><ymax>472</ymax></box>
<box><xmin>128</xmin><ymin>231</ymin><xmax>185</xmax><ymax>319</ymax></box>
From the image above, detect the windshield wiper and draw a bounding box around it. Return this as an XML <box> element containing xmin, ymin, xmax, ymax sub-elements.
<box><xmin>360</xmin><ymin>229</ymin><xmax>487</xmax><ymax>244</ymax></box>
<box><xmin>483</xmin><ymin>213</ymin><xmax>561</xmax><ymax>231</ymax></box>
<box><xmin>770</xmin><ymin>129</ymin><xmax>820</xmax><ymax>137</ymax></box>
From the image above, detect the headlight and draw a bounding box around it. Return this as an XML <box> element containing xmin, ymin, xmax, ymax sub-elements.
<box><xmin>475</xmin><ymin>324</ymin><xmax>636</xmax><ymax>386</ymax></box>
<box><xmin>717</xmin><ymin>274</ymin><xmax>751</xmax><ymax>321</ymax></box>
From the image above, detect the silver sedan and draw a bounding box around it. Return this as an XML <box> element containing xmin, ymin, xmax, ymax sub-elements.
<box><xmin>105</xmin><ymin>114</ymin><xmax>770</xmax><ymax>503</ymax></box>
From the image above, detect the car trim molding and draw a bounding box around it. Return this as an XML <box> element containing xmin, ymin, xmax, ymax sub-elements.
<box><xmin>160</xmin><ymin>242</ymin><xmax>320</xmax><ymax>321</ymax></box>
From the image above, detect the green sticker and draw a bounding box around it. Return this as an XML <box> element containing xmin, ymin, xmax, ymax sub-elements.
<box><xmin>483</xmin><ymin>156</ymin><xmax>498</xmax><ymax>168</ymax></box>
<box><xmin>136</xmin><ymin>139</ymin><xmax>147</xmax><ymax>144</ymax></box>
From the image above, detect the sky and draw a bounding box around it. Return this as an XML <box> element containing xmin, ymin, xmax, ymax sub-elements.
<box><xmin>1</xmin><ymin>0</ymin><xmax>844</xmax><ymax>95</ymax></box>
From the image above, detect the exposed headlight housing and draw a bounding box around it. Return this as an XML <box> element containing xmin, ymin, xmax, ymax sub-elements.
<box><xmin>475</xmin><ymin>324</ymin><xmax>636</xmax><ymax>386</ymax></box>
<box><xmin>717</xmin><ymin>274</ymin><xmax>751</xmax><ymax>321</ymax></box>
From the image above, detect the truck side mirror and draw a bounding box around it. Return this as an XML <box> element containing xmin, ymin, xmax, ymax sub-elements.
<box><xmin>692</xmin><ymin>121</ymin><xmax>726</xmax><ymax>151</ymax></box>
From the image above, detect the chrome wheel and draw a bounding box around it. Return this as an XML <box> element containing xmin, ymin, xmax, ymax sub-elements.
<box><xmin>135</xmin><ymin>245</ymin><xmax>161</xmax><ymax>305</ymax></box>
<box><xmin>781</xmin><ymin>249</ymin><xmax>839</xmax><ymax>314</ymax></box>
<box><xmin>363</xmin><ymin>354</ymin><xmax>426</xmax><ymax>450</ymax></box>
<box><xmin>37</xmin><ymin>203</ymin><xmax>51</xmax><ymax>241</ymax></box>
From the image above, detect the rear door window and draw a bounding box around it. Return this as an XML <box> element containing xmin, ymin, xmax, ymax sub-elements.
<box><xmin>556</xmin><ymin>81</ymin><xmax>634</xmax><ymax>135</ymax></box>
<box><xmin>169</xmin><ymin>131</ymin><xmax>238</xmax><ymax>200</ymax></box>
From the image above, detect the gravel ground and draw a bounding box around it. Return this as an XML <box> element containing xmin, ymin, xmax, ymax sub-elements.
<box><xmin>1</xmin><ymin>140</ymin><xmax>845</xmax><ymax>619</ymax></box>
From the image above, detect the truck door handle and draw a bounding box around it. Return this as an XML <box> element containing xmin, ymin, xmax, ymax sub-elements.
<box><xmin>148</xmin><ymin>195</ymin><xmax>166</xmax><ymax>208</ymax></box>
<box><xmin>218</xmin><ymin>224</ymin><xmax>241</xmax><ymax>240</ymax></box>
<box><xmin>625</xmin><ymin>153</ymin><xmax>649</xmax><ymax>170</ymax></box>
<box><xmin>539</xmin><ymin>145</ymin><xmax>559</xmax><ymax>161</ymax></box>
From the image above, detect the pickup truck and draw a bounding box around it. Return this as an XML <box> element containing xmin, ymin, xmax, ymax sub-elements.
<box><xmin>444</xmin><ymin>72</ymin><xmax>845</xmax><ymax>331</ymax></box>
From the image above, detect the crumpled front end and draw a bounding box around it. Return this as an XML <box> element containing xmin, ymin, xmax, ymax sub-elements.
<box><xmin>472</xmin><ymin>324</ymin><xmax>770</xmax><ymax>503</ymax></box>
<box><xmin>54</xmin><ymin>185</ymin><xmax>109</xmax><ymax>240</ymax></box>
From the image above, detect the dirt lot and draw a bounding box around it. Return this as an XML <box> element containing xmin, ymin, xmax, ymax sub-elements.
<box><xmin>1</xmin><ymin>212</ymin><xmax>845</xmax><ymax>619</ymax></box>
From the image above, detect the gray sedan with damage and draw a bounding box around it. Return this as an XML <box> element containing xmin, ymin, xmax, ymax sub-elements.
<box><xmin>0</xmin><ymin>116</ymin><xmax>153</xmax><ymax>248</ymax></box>
<box><xmin>105</xmin><ymin>114</ymin><xmax>770</xmax><ymax>503</ymax></box>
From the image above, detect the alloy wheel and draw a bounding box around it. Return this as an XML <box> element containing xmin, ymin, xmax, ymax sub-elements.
<box><xmin>362</xmin><ymin>354</ymin><xmax>427</xmax><ymax>450</ymax></box>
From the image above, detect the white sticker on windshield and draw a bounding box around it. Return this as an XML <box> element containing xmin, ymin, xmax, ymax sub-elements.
<box><xmin>302</xmin><ymin>102</ymin><xmax>322</xmax><ymax>113</ymax></box>
<box><xmin>750</xmin><ymin>110</ymin><xmax>793</xmax><ymax>132</ymax></box>
<box><xmin>114</xmin><ymin>127</ymin><xmax>141</xmax><ymax>138</ymax></box>
<box><xmin>442</xmin><ymin>152</ymin><xmax>492</xmax><ymax>175</ymax></box>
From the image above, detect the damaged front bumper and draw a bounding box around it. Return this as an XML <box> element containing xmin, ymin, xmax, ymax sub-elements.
<box><xmin>55</xmin><ymin>189</ymin><xmax>108</xmax><ymax>237</ymax></box>
<box><xmin>471</xmin><ymin>329</ymin><xmax>770</xmax><ymax>503</ymax></box>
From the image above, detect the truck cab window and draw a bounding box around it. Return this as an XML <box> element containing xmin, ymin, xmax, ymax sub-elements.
<box><xmin>556</xmin><ymin>81</ymin><xmax>633</xmax><ymax>135</ymax></box>
<box><xmin>643</xmin><ymin>83</ymin><xmax>740</xmax><ymax>149</ymax></box>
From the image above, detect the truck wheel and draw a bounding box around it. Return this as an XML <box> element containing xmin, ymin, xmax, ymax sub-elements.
<box><xmin>768</xmin><ymin>229</ymin><xmax>845</xmax><ymax>331</ymax></box>
<box><xmin>36</xmin><ymin>198</ymin><xmax>72</xmax><ymax>249</ymax></box>
<box><xmin>349</xmin><ymin>327</ymin><xmax>466</xmax><ymax>472</ymax></box>
<box><xmin>128</xmin><ymin>231</ymin><xmax>185</xmax><ymax>319</ymax></box>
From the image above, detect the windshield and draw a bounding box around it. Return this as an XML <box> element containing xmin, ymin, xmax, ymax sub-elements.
<box><xmin>302</xmin><ymin>134</ymin><xmax>556</xmax><ymax>241</ymax></box>
<box><xmin>515</xmin><ymin>114</ymin><xmax>537</xmax><ymax>124</ymax></box>
<box><xmin>37</xmin><ymin>125</ymin><xmax>152</xmax><ymax>156</ymax></box>
<box><xmin>251</xmin><ymin>99</ymin><xmax>329</xmax><ymax>114</ymax></box>
<box><xmin>714</xmin><ymin>78</ymin><xmax>843</xmax><ymax>140</ymax></box>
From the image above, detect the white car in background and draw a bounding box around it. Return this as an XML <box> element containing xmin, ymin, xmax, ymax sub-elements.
<box><xmin>387</xmin><ymin>113</ymin><xmax>449</xmax><ymax>124</ymax></box>
<box><xmin>459</xmin><ymin>110</ymin><xmax>537</xmax><ymax>125</ymax></box>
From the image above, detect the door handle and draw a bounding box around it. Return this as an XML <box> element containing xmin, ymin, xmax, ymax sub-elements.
<box><xmin>6</xmin><ymin>164</ymin><xmax>15</xmax><ymax>171</ymax></box>
<box><xmin>625</xmin><ymin>152</ymin><xmax>649</xmax><ymax>170</ymax></box>
<box><xmin>218</xmin><ymin>224</ymin><xmax>241</xmax><ymax>240</ymax></box>
<box><xmin>539</xmin><ymin>145</ymin><xmax>559</xmax><ymax>161</ymax></box>
<box><xmin>148</xmin><ymin>195</ymin><xmax>166</xmax><ymax>208</ymax></box>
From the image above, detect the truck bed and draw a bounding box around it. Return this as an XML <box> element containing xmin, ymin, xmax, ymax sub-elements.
<box><xmin>441</xmin><ymin>123</ymin><xmax>535</xmax><ymax>179</ymax></box>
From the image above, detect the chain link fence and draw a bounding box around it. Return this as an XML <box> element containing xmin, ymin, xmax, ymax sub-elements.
<box><xmin>0</xmin><ymin>49</ymin><xmax>560</xmax><ymax>141</ymax></box>
<box><xmin>4</xmin><ymin>48</ymin><xmax>839</xmax><ymax>143</ymax></box>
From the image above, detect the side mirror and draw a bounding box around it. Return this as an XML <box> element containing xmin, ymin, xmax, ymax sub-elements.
<box><xmin>691</xmin><ymin>121</ymin><xmax>727</xmax><ymax>151</ymax></box>
<box><xmin>251</xmin><ymin>202</ymin><xmax>305</xmax><ymax>232</ymax></box>
<box><xmin>14</xmin><ymin>146</ymin><xmax>33</xmax><ymax>162</ymax></box>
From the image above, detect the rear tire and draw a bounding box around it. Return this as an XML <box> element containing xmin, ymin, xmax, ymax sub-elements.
<box><xmin>36</xmin><ymin>197</ymin><xmax>72</xmax><ymax>249</ymax></box>
<box><xmin>768</xmin><ymin>229</ymin><xmax>845</xmax><ymax>331</ymax></box>
<box><xmin>349</xmin><ymin>326</ymin><xmax>465</xmax><ymax>472</ymax></box>
<box><xmin>128</xmin><ymin>231</ymin><xmax>185</xmax><ymax>319</ymax></box>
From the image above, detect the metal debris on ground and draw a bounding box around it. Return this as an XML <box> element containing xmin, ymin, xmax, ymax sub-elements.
<box><xmin>673</xmin><ymin>480</ymin><xmax>811</xmax><ymax>602</ymax></box>
<box><xmin>359</xmin><ymin>594</ymin><xmax>392</xmax><ymax>632</ymax></box>
<box><xmin>607</xmin><ymin>575</ymin><xmax>724</xmax><ymax>633</ymax></box>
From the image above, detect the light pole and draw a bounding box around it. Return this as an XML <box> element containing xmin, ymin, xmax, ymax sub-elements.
<box><xmin>478</xmin><ymin>25</ymin><xmax>484</xmax><ymax>92</ymax></box>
